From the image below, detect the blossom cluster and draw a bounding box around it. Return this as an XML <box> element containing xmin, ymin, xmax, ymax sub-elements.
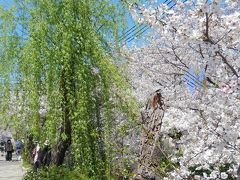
<box><xmin>123</xmin><ymin>0</ymin><xmax>240</xmax><ymax>178</ymax></box>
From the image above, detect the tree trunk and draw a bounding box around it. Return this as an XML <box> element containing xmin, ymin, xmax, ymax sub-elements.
<box><xmin>55</xmin><ymin>125</ymin><xmax>71</xmax><ymax>166</ymax></box>
<box><xmin>54</xmin><ymin>69</ymin><xmax>72</xmax><ymax>166</ymax></box>
<box><xmin>237</xmin><ymin>165</ymin><xmax>240</xmax><ymax>180</ymax></box>
<box><xmin>95</xmin><ymin>95</ymin><xmax>106</xmax><ymax>163</ymax></box>
<box><xmin>136</xmin><ymin>90</ymin><xmax>165</xmax><ymax>179</ymax></box>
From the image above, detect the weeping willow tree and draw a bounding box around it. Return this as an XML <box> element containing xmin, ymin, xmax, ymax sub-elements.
<box><xmin>0</xmin><ymin>5</ymin><xmax>21</xmax><ymax>132</ymax></box>
<box><xmin>0</xmin><ymin>0</ymin><xmax>139</xmax><ymax>178</ymax></box>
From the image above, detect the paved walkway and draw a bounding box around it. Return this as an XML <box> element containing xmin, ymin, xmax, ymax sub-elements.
<box><xmin>0</xmin><ymin>153</ymin><xmax>25</xmax><ymax>180</ymax></box>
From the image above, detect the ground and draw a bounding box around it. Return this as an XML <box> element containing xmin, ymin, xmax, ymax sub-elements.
<box><xmin>0</xmin><ymin>153</ymin><xmax>25</xmax><ymax>180</ymax></box>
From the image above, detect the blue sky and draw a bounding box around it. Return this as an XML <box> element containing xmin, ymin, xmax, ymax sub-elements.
<box><xmin>0</xmin><ymin>0</ymin><xmax>165</xmax><ymax>44</ymax></box>
<box><xmin>0</xmin><ymin>0</ymin><xmax>13</xmax><ymax>9</ymax></box>
<box><xmin>183</xmin><ymin>68</ymin><xmax>206</xmax><ymax>95</ymax></box>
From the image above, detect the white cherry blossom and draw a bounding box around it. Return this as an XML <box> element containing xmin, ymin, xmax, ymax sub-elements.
<box><xmin>122</xmin><ymin>0</ymin><xmax>240</xmax><ymax>178</ymax></box>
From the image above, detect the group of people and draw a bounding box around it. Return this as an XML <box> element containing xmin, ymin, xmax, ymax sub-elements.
<box><xmin>0</xmin><ymin>139</ymin><xmax>23</xmax><ymax>161</ymax></box>
<box><xmin>32</xmin><ymin>140</ymin><xmax>51</xmax><ymax>170</ymax></box>
<box><xmin>0</xmin><ymin>137</ymin><xmax>51</xmax><ymax>169</ymax></box>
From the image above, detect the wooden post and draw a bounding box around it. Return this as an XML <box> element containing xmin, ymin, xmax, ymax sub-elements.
<box><xmin>136</xmin><ymin>90</ymin><xmax>165</xmax><ymax>179</ymax></box>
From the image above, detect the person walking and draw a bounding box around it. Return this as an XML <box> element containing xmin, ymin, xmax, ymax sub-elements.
<box><xmin>32</xmin><ymin>143</ymin><xmax>41</xmax><ymax>170</ymax></box>
<box><xmin>5</xmin><ymin>139</ymin><xmax>13</xmax><ymax>161</ymax></box>
<box><xmin>15</xmin><ymin>139</ymin><xmax>23</xmax><ymax>161</ymax></box>
<box><xmin>32</xmin><ymin>140</ymin><xmax>51</xmax><ymax>170</ymax></box>
<box><xmin>0</xmin><ymin>140</ymin><xmax>5</xmax><ymax>156</ymax></box>
<box><xmin>42</xmin><ymin>140</ymin><xmax>51</xmax><ymax>166</ymax></box>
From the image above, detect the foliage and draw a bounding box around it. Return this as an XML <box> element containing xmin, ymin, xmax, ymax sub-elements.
<box><xmin>158</xmin><ymin>156</ymin><xmax>176</xmax><ymax>177</ymax></box>
<box><xmin>23</xmin><ymin>166</ymin><xmax>90</xmax><ymax>180</ymax></box>
<box><xmin>0</xmin><ymin>0</ymin><xmax>139</xmax><ymax>179</ymax></box>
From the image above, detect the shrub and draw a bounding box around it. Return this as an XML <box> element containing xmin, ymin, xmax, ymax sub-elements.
<box><xmin>23</xmin><ymin>166</ymin><xmax>91</xmax><ymax>180</ymax></box>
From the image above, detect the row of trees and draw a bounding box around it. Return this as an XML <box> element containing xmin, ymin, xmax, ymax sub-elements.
<box><xmin>0</xmin><ymin>0</ymin><xmax>239</xmax><ymax>179</ymax></box>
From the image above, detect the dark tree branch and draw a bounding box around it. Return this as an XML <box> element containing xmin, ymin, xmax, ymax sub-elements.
<box><xmin>215</xmin><ymin>29</ymin><xmax>232</xmax><ymax>44</ymax></box>
<box><xmin>206</xmin><ymin>77</ymin><xmax>219</xmax><ymax>88</ymax></box>
<box><xmin>172</xmin><ymin>46</ymin><xmax>189</xmax><ymax>69</ymax></box>
<box><xmin>217</xmin><ymin>51</ymin><xmax>239</xmax><ymax>78</ymax></box>
<box><xmin>199</xmin><ymin>44</ymin><xmax>204</xmax><ymax>58</ymax></box>
<box><xmin>205</xmin><ymin>13</ymin><xmax>209</xmax><ymax>40</ymax></box>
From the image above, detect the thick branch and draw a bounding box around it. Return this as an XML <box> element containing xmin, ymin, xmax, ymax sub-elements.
<box><xmin>205</xmin><ymin>13</ymin><xmax>209</xmax><ymax>40</ymax></box>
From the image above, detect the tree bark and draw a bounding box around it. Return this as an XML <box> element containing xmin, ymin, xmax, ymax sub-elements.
<box><xmin>95</xmin><ymin>95</ymin><xmax>106</xmax><ymax>163</ymax></box>
<box><xmin>54</xmin><ymin>69</ymin><xmax>72</xmax><ymax>166</ymax></box>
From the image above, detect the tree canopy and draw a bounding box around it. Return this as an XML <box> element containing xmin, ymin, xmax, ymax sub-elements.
<box><xmin>0</xmin><ymin>0</ymin><xmax>138</xmax><ymax>179</ymax></box>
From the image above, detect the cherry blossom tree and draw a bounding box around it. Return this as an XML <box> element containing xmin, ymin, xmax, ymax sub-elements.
<box><xmin>123</xmin><ymin>0</ymin><xmax>240</xmax><ymax>179</ymax></box>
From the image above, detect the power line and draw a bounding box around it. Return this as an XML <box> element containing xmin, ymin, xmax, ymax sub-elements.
<box><xmin>119</xmin><ymin>24</ymin><xmax>146</xmax><ymax>43</ymax></box>
<box><xmin>160</xmin><ymin>52</ymin><xmax>205</xmax><ymax>88</ymax></box>
<box><xmin>183</xmin><ymin>77</ymin><xmax>196</xmax><ymax>89</ymax></box>
<box><xmin>106</xmin><ymin>0</ymin><xmax>206</xmax><ymax>90</ymax></box>
<box><xmin>118</xmin><ymin>24</ymin><xmax>139</xmax><ymax>41</ymax></box>
<box><xmin>125</xmin><ymin>25</ymin><xmax>149</xmax><ymax>43</ymax></box>
<box><xmin>116</xmin><ymin>0</ymin><xmax>206</xmax><ymax>89</ymax></box>
<box><xmin>180</xmin><ymin>67</ymin><xmax>205</xmax><ymax>88</ymax></box>
<box><xmin>118</xmin><ymin>0</ymin><xmax>186</xmax><ymax>45</ymax></box>
<box><xmin>184</xmin><ymin>72</ymin><xmax>206</xmax><ymax>90</ymax></box>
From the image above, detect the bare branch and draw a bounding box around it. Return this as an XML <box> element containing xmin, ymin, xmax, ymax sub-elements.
<box><xmin>215</xmin><ymin>29</ymin><xmax>232</xmax><ymax>44</ymax></box>
<box><xmin>199</xmin><ymin>44</ymin><xmax>204</xmax><ymax>58</ymax></box>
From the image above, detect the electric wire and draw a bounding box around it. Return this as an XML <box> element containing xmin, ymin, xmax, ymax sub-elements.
<box><xmin>108</xmin><ymin>0</ymin><xmax>206</xmax><ymax>90</ymax></box>
<box><xmin>118</xmin><ymin>0</ymin><xmax>186</xmax><ymax>45</ymax></box>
